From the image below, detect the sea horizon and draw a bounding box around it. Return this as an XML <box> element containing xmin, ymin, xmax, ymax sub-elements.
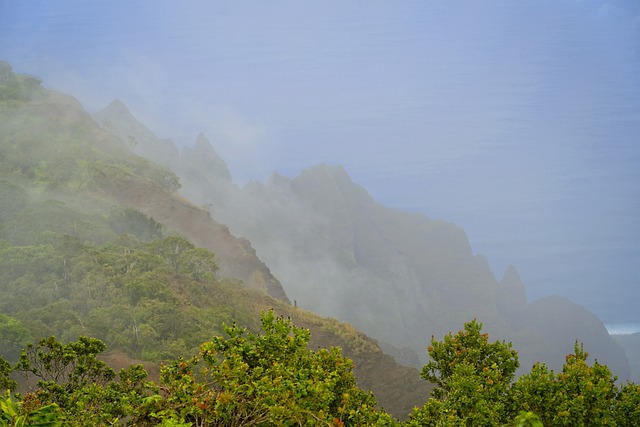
<box><xmin>605</xmin><ymin>322</ymin><xmax>640</xmax><ymax>336</ymax></box>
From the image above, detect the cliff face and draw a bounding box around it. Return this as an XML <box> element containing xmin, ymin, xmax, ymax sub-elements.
<box><xmin>94</xmin><ymin>98</ymin><xmax>631</xmax><ymax>380</ymax></box>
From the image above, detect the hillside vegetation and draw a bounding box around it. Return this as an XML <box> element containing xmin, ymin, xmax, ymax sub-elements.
<box><xmin>2</xmin><ymin>313</ymin><xmax>639</xmax><ymax>425</ymax></box>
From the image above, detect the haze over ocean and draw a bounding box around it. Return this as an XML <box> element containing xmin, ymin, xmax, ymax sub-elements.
<box><xmin>1</xmin><ymin>1</ymin><xmax>639</xmax><ymax>323</ymax></box>
<box><xmin>606</xmin><ymin>323</ymin><xmax>640</xmax><ymax>336</ymax></box>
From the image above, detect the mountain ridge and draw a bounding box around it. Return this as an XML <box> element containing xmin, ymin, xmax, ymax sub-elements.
<box><xmin>94</xmin><ymin>97</ymin><xmax>631</xmax><ymax>380</ymax></box>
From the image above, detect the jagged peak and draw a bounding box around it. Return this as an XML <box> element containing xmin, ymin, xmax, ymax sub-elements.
<box><xmin>107</xmin><ymin>98</ymin><xmax>128</xmax><ymax>110</ymax></box>
<box><xmin>294</xmin><ymin>163</ymin><xmax>376</xmax><ymax>206</ymax></box>
<box><xmin>295</xmin><ymin>163</ymin><xmax>357</xmax><ymax>189</ymax></box>
<box><xmin>99</xmin><ymin>99</ymin><xmax>134</xmax><ymax>118</ymax></box>
<box><xmin>194</xmin><ymin>132</ymin><xmax>210</xmax><ymax>147</ymax></box>
<box><xmin>186</xmin><ymin>133</ymin><xmax>220</xmax><ymax>156</ymax></box>
<box><xmin>179</xmin><ymin>133</ymin><xmax>232</xmax><ymax>184</ymax></box>
<box><xmin>501</xmin><ymin>265</ymin><xmax>524</xmax><ymax>287</ymax></box>
<box><xmin>184</xmin><ymin>133</ymin><xmax>225</xmax><ymax>161</ymax></box>
<box><xmin>95</xmin><ymin>99</ymin><xmax>151</xmax><ymax>135</ymax></box>
<box><xmin>300</xmin><ymin>163</ymin><xmax>349</xmax><ymax>180</ymax></box>
<box><xmin>266</xmin><ymin>171</ymin><xmax>290</xmax><ymax>187</ymax></box>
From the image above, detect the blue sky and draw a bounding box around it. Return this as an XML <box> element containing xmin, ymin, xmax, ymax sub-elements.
<box><xmin>1</xmin><ymin>1</ymin><xmax>639</xmax><ymax>323</ymax></box>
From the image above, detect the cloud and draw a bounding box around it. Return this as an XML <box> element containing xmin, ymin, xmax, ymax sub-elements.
<box><xmin>110</xmin><ymin>55</ymin><xmax>169</xmax><ymax>106</ymax></box>
<box><xmin>203</xmin><ymin>104</ymin><xmax>266</xmax><ymax>147</ymax></box>
<box><xmin>173</xmin><ymin>99</ymin><xmax>268</xmax><ymax>184</ymax></box>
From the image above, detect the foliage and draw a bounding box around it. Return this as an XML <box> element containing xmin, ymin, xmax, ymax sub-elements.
<box><xmin>1</xmin><ymin>315</ymin><xmax>639</xmax><ymax>426</ymax></box>
<box><xmin>11</xmin><ymin>336</ymin><xmax>151</xmax><ymax>426</ymax></box>
<box><xmin>510</xmin><ymin>343</ymin><xmax>618</xmax><ymax>426</ymax></box>
<box><xmin>140</xmin><ymin>310</ymin><xmax>396</xmax><ymax>426</ymax></box>
<box><xmin>108</xmin><ymin>208</ymin><xmax>163</xmax><ymax>241</ymax></box>
<box><xmin>15</xmin><ymin>336</ymin><xmax>116</xmax><ymax>407</ymax></box>
<box><xmin>409</xmin><ymin>319</ymin><xmax>519</xmax><ymax>426</ymax></box>
<box><xmin>0</xmin><ymin>61</ymin><xmax>44</xmax><ymax>102</ymax></box>
<box><xmin>614</xmin><ymin>382</ymin><xmax>640</xmax><ymax>426</ymax></box>
<box><xmin>0</xmin><ymin>314</ymin><xmax>33</xmax><ymax>363</ymax></box>
<box><xmin>0</xmin><ymin>229</ymin><xmax>233</xmax><ymax>363</ymax></box>
<box><xmin>511</xmin><ymin>411</ymin><xmax>543</xmax><ymax>427</ymax></box>
<box><xmin>409</xmin><ymin>321</ymin><xmax>640</xmax><ymax>426</ymax></box>
<box><xmin>3</xmin><ymin>316</ymin><xmax>397</xmax><ymax>426</ymax></box>
<box><xmin>0</xmin><ymin>390</ymin><xmax>61</xmax><ymax>427</ymax></box>
<box><xmin>0</xmin><ymin>358</ymin><xmax>16</xmax><ymax>393</ymax></box>
<box><xmin>0</xmin><ymin>180</ymin><xmax>28</xmax><ymax>222</ymax></box>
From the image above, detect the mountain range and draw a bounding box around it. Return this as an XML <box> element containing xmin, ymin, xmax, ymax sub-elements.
<box><xmin>95</xmin><ymin>96</ymin><xmax>631</xmax><ymax>380</ymax></box>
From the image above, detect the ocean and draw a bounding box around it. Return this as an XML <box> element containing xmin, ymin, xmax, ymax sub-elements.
<box><xmin>605</xmin><ymin>323</ymin><xmax>640</xmax><ymax>336</ymax></box>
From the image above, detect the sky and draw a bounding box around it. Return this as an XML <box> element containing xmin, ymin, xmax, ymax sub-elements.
<box><xmin>1</xmin><ymin>1</ymin><xmax>639</xmax><ymax>324</ymax></box>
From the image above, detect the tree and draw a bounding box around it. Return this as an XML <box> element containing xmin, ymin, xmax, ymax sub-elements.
<box><xmin>15</xmin><ymin>336</ymin><xmax>115</xmax><ymax>406</ymax></box>
<box><xmin>510</xmin><ymin>342</ymin><xmax>618</xmax><ymax>426</ymax></box>
<box><xmin>408</xmin><ymin>320</ymin><xmax>519</xmax><ymax>426</ymax></box>
<box><xmin>0</xmin><ymin>390</ymin><xmax>61</xmax><ymax>427</ymax></box>
<box><xmin>140</xmin><ymin>310</ymin><xmax>397</xmax><ymax>426</ymax></box>
<box><xmin>179</xmin><ymin>247</ymin><xmax>219</xmax><ymax>282</ymax></box>
<box><xmin>0</xmin><ymin>314</ymin><xmax>33</xmax><ymax>363</ymax></box>
<box><xmin>149</xmin><ymin>236</ymin><xmax>195</xmax><ymax>274</ymax></box>
<box><xmin>512</xmin><ymin>411</ymin><xmax>543</xmax><ymax>427</ymax></box>
<box><xmin>108</xmin><ymin>208</ymin><xmax>162</xmax><ymax>241</ymax></box>
<box><xmin>13</xmin><ymin>336</ymin><xmax>151</xmax><ymax>426</ymax></box>
<box><xmin>0</xmin><ymin>357</ymin><xmax>16</xmax><ymax>393</ymax></box>
<box><xmin>0</xmin><ymin>63</ymin><xmax>43</xmax><ymax>102</ymax></box>
<box><xmin>614</xmin><ymin>382</ymin><xmax>640</xmax><ymax>426</ymax></box>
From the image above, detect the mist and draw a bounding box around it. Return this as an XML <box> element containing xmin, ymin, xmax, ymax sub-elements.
<box><xmin>1</xmin><ymin>1</ymin><xmax>639</xmax><ymax>325</ymax></box>
<box><xmin>90</xmin><ymin>101</ymin><xmax>631</xmax><ymax>378</ymax></box>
